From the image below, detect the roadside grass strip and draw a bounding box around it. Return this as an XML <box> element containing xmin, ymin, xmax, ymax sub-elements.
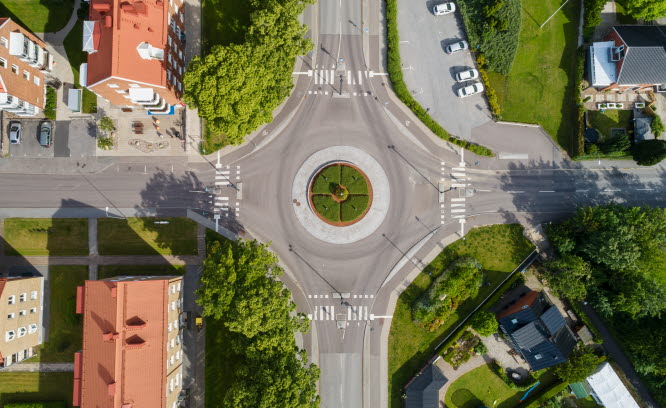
<box><xmin>97</xmin><ymin>217</ymin><xmax>198</xmax><ymax>255</ymax></box>
<box><xmin>4</xmin><ymin>218</ymin><xmax>88</xmax><ymax>256</ymax></box>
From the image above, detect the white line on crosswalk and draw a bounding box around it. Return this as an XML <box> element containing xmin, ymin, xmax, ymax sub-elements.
<box><xmin>452</xmin><ymin>173</ymin><xmax>466</xmax><ymax>177</ymax></box>
<box><xmin>451</xmin><ymin>198</ymin><xmax>466</xmax><ymax>202</ymax></box>
<box><xmin>452</xmin><ymin>215</ymin><xmax>466</xmax><ymax>219</ymax></box>
<box><xmin>452</xmin><ymin>167</ymin><xmax>466</xmax><ymax>171</ymax></box>
<box><xmin>451</xmin><ymin>209</ymin><xmax>466</xmax><ymax>213</ymax></box>
<box><xmin>357</xmin><ymin>70</ymin><xmax>363</xmax><ymax>85</ymax></box>
<box><xmin>451</xmin><ymin>203</ymin><xmax>465</xmax><ymax>207</ymax></box>
<box><xmin>214</xmin><ymin>181</ymin><xmax>226</xmax><ymax>185</ymax></box>
<box><xmin>347</xmin><ymin>70</ymin><xmax>352</xmax><ymax>84</ymax></box>
<box><xmin>215</xmin><ymin>196</ymin><xmax>228</xmax><ymax>201</ymax></box>
<box><xmin>452</xmin><ymin>183</ymin><xmax>467</xmax><ymax>188</ymax></box>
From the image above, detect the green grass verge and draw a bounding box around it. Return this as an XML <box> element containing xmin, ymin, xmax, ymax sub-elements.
<box><xmin>4</xmin><ymin>218</ymin><xmax>88</xmax><ymax>256</ymax></box>
<box><xmin>487</xmin><ymin>0</ymin><xmax>580</xmax><ymax>154</ymax></box>
<box><xmin>312</xmin><ymin>195</ymin><xmax>340</xmax><ymax>223</ymax></box>
<box><xmin>0</xmin><ymin>373</ymin><xmax>73</xmax><ymax>407</ymax></box>
<box><xmin>97</xmin><ymin>265</ymin><xmax>186</xmax><ymax>280</ymax></box>
<box><xmin>587</xmin><ymin>110</ymin><xmax>633</xmax><ymax>141</ymax></box>
<box><xmin>340</xmin><ymin>196</ymin><xmax>369</xmax><ymax>222</ymax></box>
<box><xmin>340</xmin><ymin>166</ymin><xmax>369</xmax><ymax>194</ymax></box>
<box><xmin>0</xmin><ymin>0</ymin><xmax>75</xmax><ymax>33</ymax></box>
<box><xmin>63</xmin><ymin>19</ymin><xmax>97</xmax><ymax>114</ymax></box>
<box><xmin>384</xmin><ymin>0</ymin><xmax>493</xmax><ymax>157</ymax></box>
<box><xmin>444</xmin><ymin>364</ymin><xmax>556</xmax><ymax>408</ymax></box>
<box><xmin>201</xmin><ymin>122</ymin><xmax>231</xmax><ymax>154</ymax></box>
<box><xmin>388</xmin><ymin>224</ymin><xmax>534</xmax><ymax>408</ymax></box>
<box><xmin>311</xmin><ymin>165</ymin><xmax>341</xmax><ymax>194</ymax></box>
<box><xmin>31</xmin><ymin>266</ymin><xmax>87</xmax><ymax>363</ymax></box>
<box><xmin>44</xmin><ymin>87</ymin><xmax>57</xmax><ymax>120</ymax></box>
<box><xmin>97</xmin><ymin>217</ymin><xmax>198</xmax><ymax>256</ymax></box>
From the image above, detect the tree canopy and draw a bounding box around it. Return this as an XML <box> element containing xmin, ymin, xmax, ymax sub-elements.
<box><xmin>197</xmin><ymin>238</ymin><xmax>319</xmax><ymax>407</ymax></box>
<box><xmin>551</xmin><ymin>347</ymin><xmax>602</xmax><ymax>383</ymax></box>
<box><xmin>183</xmin><ymin>0</ymin><xmax>314</xmax><ymax>144</ymax></box>
<box><xmin>542</xmin><ymin>255</ymin><xmax>592</xmax><ymax>301</ymax></box>
<box><xmin>470</xmin><ymin>310</ymin><xmax>499</xmax><ymax>336</ymax></box>
<box><xmin>620</xmin><ymin>0</ymin><xmax>666</xmax><ymax>21</ymax></box>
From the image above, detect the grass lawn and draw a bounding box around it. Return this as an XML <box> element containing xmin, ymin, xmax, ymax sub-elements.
<box><xmin>97</xmin><ymin>217</ymin><xmax>198</xmax><ymax>256</ymax></box>
<box><xmin>312</xmin><ymin>195</ymin><xmax>340</xmax><ymax>222</ymax></box>
<box><xmin>31</xmin><ymin>266</ymin><xmax>87</xmax><ymax>363</ymax></box>
<box><xmin>201</xmin><ymin>123</ymin><xmax>230</xmax><ymax>154</ymax></box>
<box><xmin>388</xmin><ymin>224</ymin><xmax>534</xmax><ymax>408</ymax></box>
<box><xmin>4</xmin><ymin>219</ymin><xmax>88</xmax><ymax>256</ymax></box>
<box><xmin>341</xmin><ymin>196</ymin><xmax>369</xmax><ymax>222</ymax></box>
<box><xmin>312</xmin><ymin>165</ymin><xmax>341</xmax><ymax>194</ymax></box>
<box><xmin>444</xmin><ymin>364</ymin><xmax>556</xmax><ymax>408</ymax></box>
<box><xmin>97</xmin><ymin>265</ymin><xmax>185</xmax><ymax>280</ymax></box>
<box><xmin>0</xmin><ymin>372</ymin><xmax>73</xmax><ymax>407</ymax></box>
<box><xmin>340</xmin><ymin>166</ymin><xmax>369</xmax><ymax>194</ymax></box>
<box><xmin>63</xmin><ymin>19</ymin><xmax>97</xmax><ymax>114</ymax></box>
<box><xmin>488</xmin><ymin>0</ymin><xmax>580</xmax><ymax>153</ymax></box>
<box><xmin>587</xmin><ymin>110</ymin><xmax>633</xmax><ymax>141</ymax></box>
<box><xmin>0</xmin><ymin>0</ymin><xmax>75</xmax><ymax>33</ymax></box>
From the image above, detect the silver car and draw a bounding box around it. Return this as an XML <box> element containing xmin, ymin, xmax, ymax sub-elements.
<box><xmin>446</xmin><ymin>40</ymin><xmax>469</xmax><ymax>54</ymax></box>
<box><xmin>39</xmin><ymin>121</ymin><xmax>53</xmax><ymax>147</ymax></box>
<box><xmin>8</xmin><ymin>121</ymin><xmax>21</xmax><ymax>144</ymax></box>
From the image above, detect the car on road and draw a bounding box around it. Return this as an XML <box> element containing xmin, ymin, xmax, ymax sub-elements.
<box><xmin>433</xmin><ymin>2</ymin><xmax>456</xmax><ymax>15</ymax></box>
<box><xmin>457</xmin><ymin>82</ymin><xmax>485</xmax><ymax>98</ymax></box>
<box><xmin>455</xmin><ymin>68</ymin><xmax>479</xmax><ymax>82</ymax></box>
<box><xmin>8</xmin><ymin>121</ymin><xmax>21</xmax><ymax>144</ymax></box>
<box><xmin>38</xmin><ymin>121</ymin><xmax>53</xmax><ymax>147</ymax></box>
<box><xmin>445</xmin><ymin>40</ymin><xmax>468</xmax><ymax>54</ymax></box>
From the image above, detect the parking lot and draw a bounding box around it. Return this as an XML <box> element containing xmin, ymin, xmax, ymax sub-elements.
<box><xmin>397</xmin><ymin>0</ymin><xmax>491</xmax><ymax>140</ymax></box>
<box><xmin>6</xmin><ymin>118</ymin><xmax>95</xmax><ymax>159</ymax></box>
<box><xmin>7</xmin><ymin>118</ymin><xmax>55</xmax><ymax>158</ymax></box>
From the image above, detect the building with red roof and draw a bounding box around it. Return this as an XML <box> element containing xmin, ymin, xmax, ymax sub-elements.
<box><xmin>81</xmin><ymin>0</ymin><xmax>186</xmax><ymax>114</ymax></box>
<box><xmin>73</xmin><ymin>275</ymin><xmax>184</xmax><ymax>407</ymax></box>
<box><xmin>0</xmin><ymin>276</ymin><xmax>44</xmax><ymax>368</ymax></box>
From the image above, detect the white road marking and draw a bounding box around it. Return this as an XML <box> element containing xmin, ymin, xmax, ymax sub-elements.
<box><xmin>347</xmin><ymin>70</ymin><xmax>352</xmax><ymax>84</ymax></box>
<box><xmin>452</xmin><ymin>173</ymin><xmax>466</xmax><ymax>177</ymax></box>
<box><xmin>451</xmin><ymin>198</ymin><xmax>466</xmax><ymax>202</ymax></box>
<box><xmin>452</xmin><ymin>167</ymin><xmax>465</xmax><ymax>171</ymax></box>
<box><xmin>603</xmin><ymin>189</ymin><xmax>620</xmax><ymax>192</ymax></box>
<box><xmin>452</xmin><ymin>215</ymin><xmax>466</xmax><ymax>219</ymax></box>
<box><xmin>451</xmin><ymin>209</ymin><xmax>466</xmax><ymax>213</ymax></box>
<box><xmin>508</xmin><ymin>191</ymin><xmax>525</xmax><ymax>193</ymax></box>
<box><xmin>357</xmin><ymin>70</ymin><xmax>363</xmax><ymax>85</ymax></box>
<box><xmin>452</xmin><ymin>183</ymin><xmax>467</xmax><ymax>188</ymax></box>
<box><xmin>451</xmin><ymin>203</ymin><xmax>465</xmax><ymax>207</ymax></box>
<box><xmin>637</xmin><ymin>188</ymin><xmax>654</xmax><ymax>191</ymax></box>
<box><xmin>539</xmin><ymin>190</ymin><xmax>555</xmax><ymax>193</ymax></box>
<box><xmin>476</xmin><ymin>189</ymin><xmax>491</xmax><ymax>192</ymax></box>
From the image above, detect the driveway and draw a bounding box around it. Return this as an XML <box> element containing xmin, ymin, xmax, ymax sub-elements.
<box><xmin>397</xmin><ymin>0</ymin><xmax>492</xmax><ymax>140</ymax></box>
<box><xmin>8</xmin><ymin>118</ymin><xmax>55</xmax><ymax>158</ymax></box>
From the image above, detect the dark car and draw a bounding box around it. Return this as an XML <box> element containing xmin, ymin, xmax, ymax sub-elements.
<box><xmin>39</xmin><ymin>121</ymin><xmax>53</xmax><ymax>147</ymax></box>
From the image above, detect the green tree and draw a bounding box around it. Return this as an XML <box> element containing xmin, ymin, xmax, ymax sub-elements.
<box><xmin>543</xmin><ymin>255</ymin><xmax>592</xmax><ymax>300</ymax></box>
<box><xmin>652</xmin><ymin>114</ymin><xmax>664</xmax><ymax>137</ymax></box>
<box><xmin>632</xmin><ymin>139</ymin><xmax>666</xmax><ymax>166</ymax></box>
<box><xmin>620</xmin><ymin>0</ymin><xmax>666</xmax><ymax>20</ymax></box>
<box><xmin>552</xmin><ymin>348</ymin><xmax>601</xmax><ymax>383</ymax></box>
<box><xmin>470</xmin><ymin>310</ymin><xmax>499</xmax><ymax>336</ymax></box>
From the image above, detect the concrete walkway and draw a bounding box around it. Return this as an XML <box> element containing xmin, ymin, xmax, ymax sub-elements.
<box><xmin>0</xmin><ymin>255</ymin><xmax>202</xmax><ymax>267</ymax></box>
<box><xmin>88</xmin><ymin>218</ymin><xmax>98</xmax><ymax>279</ymax></box>
<box><xmin>436</xmin><ymin>353</ymin><xmax>486</xmax><ymax>403</ymax></box>
<box><xmin>183</xmin><ymin>0</ymin><xmax>203</xmax><ymax>161</ymax></box>
<box><xmin>2</xmin><ymin>363</ymin><xmax>74</xmax><ymax>372</ymax></box>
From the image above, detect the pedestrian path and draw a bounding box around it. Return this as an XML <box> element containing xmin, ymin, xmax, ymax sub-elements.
<box><xmin>1</xmin><ymin>362</ymin><xmax>74</xmax><ymax>372</ymax></box>
<box><xmin>305</xmin><ymin>292</ymin><xmax>392</xmax><ymax>327</ymax></box>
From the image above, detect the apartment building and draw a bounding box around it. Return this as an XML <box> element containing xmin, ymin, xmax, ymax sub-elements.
<box><xmin>73</xmin><ymin>275</ymin><xmax>184</xmax><ymax>407</ymax></box>
<box><xmin>81</xmin><ymin>0</ymin><xmax>186</xmax><ymax>114</ymax></box>
<box><xmin>0</xmin><ymin>276</ymin><xmax>44</xmax><ymax>368</ymax></box>
<box><xmin>0</xmin><ymin>18</ymin><xmax>54</xmax><ymax>116</ymax></box>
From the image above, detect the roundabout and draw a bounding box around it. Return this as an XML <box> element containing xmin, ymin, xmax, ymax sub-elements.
<box><xmin>292</xmin><ymin>146</ymin><xmax>391</xmax><ymax>244</ymax></box>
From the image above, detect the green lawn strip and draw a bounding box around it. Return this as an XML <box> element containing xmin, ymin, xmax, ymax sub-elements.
<box><xmin>340</xmin><ymin>166</ymin><xmax>369</xmax><ymax>194</ymax></box>
<box><xmin>31</xmin><ymin>266</ymin><xmax>87</xmax><ymax>363</ymax></box>
<box><xmin>97</xmin><ymin>265</ymin><xmax>185</xmax><ymax>280</ymax></box>
<box><xmin>444</xmin><ymin>364</ymin><xmax>557</xmax><ymax>408</ymax></box>
<box><xmin>340</xmin><ymin>195</ymin><xmax>369</xmax><ymax>222</ymax></box>
<box><xmin>4</xmin><ymin>219</ymin><xmax>88</xmax><ymax>256</ymax></box>
<box><xmin>0</xmin><ymin>372</ymin><xmax>73</xmax><ymax>407</ymax></box>
<box><xmin>488</xmin><ymin>0</ymin><xmax>580</xmax><ymax>153</ymax></box>
<box><xmin>97</xmin><ymin>217</ymin><xmax>198</xmax><ymax>256</ymax></box>
<box><xmin>63</xmin><ymin>19</ymin><xmax>97</xmax><ymax>114</ymax></box>
<box><xmin>204</xmin><ymin>318</ymin><xmax>238</xmax><ymax>407</ymax></box>
<box><xmin>201</xmin><ymin>122</ymin><xmax>230</xmax><ymax>154</ymax></box>
<box><xmin>312</xmin><ymin>195</ymin><xmax>340</xmax><ymax>222</ymax></box>
<box><xmin>45</xmin><ymin>87</ymin><xmax>57</xmax><ymax>120</ymax></box>
<box><xmin>388</xmin><ymin>224</ymin><xmax>534</xmax><ymax>408</ymax></box>
<box><xmin>587</xmin><ymin>110</ymin><xmax>633</xmax><ymax>141</ymax></box>
<box><xmin>0</xmin><ymin>0</ymin><xmax>75</xmax><ymax>33</ymax></box>
<box><xmin>202</xmin><ymin>0</ymin><xmax>251</xmax><ymax>53</ymax></box>
<box><xmin>311</xmin><ymin>165</ymin><xmax>341</xmax><ymax>194</ymax></box>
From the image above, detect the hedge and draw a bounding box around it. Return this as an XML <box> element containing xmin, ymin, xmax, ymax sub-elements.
<box><xmin>583</xmin><ymin>0</ymin><xmax>606</xmax><ymax>27</ymax></box>
<box><xmin>574</xmin><ymin>46</ymin><xmax>586</xmax><ymax>157</ymax></box>
<box><xmin>44</xmin><ymin>87</ymin><xmax>57</xmax><ymax>120</ymax></box>
<box><xmin>5</xmin><ymin>403</ymin><xmax>66</xmax><ymax>408</ymax></box>
<box><xmin>523</xmin><ymin>381</ymin><xmax>569</xmax><ymax>408</ymax></box>
<box><xmin>384</xmin><ymin>0</ymin><xmax>494</xmax><ymax>157</ymax></box>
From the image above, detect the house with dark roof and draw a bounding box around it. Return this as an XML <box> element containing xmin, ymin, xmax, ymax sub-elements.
<box><xmin>403</xmin><ymin>361</ymin><xmax>447</xmax><ymax>408</ymax></box>
<box><xmin>497</xmin><ymin>291</ymin><xmax>576</xmax><ymax>371</ymax></box>
<box><xmin>589</xmin><ymin>26</ymin><xmax>666</xmax><ymax>91</ymax></box>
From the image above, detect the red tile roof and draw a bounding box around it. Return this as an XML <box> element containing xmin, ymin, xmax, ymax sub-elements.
<box><xmin>497</xmin><ymin>290</ymin><xmax>539</xmax><ymax>319</ymax></box>
<box><xmin>86</xmin><ymin>0</ymin><xmax>170</xmax><ymax>87</ymax></box>
<box><xmin>0</xmin><ymin>278</ymin><xmax>7</xmax><ymax>299</ymax></box>
<box><xmin>76</xmin><ymin>278</ymin><xmax>174</xmax><ymax>408</ymax></box>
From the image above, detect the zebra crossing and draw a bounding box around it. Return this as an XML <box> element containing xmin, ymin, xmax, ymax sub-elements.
<box><xmin>213</xmin><ymin>164</ymin><xmax>240</xmax><ymax>217</ymax></box>
<box><xmin>307</xmin><ymin>305</ymin><xmax>372</xmax><ymax>321</ymax></box>
<box><xmin>450</xmin><ymin>165</ymin><xmax>468</xmax><ymax>222</ymax></box>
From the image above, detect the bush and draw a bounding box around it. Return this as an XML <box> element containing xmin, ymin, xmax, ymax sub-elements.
<box><xmin>44</xmin><ymin>87</ymin><xmax>57</xmax><ymax>120</ymax></box>
<box><xmin>97</xmin><ymin>136</ymin><xmax>114</xmax><ymax>150</ymax></box>
<box><xmin>473</xmin><ymin>341</ymin><xmax>488</xmax><ymax>355</ymax></box>
<box><xmin>98</xmin><ymin>116</ymin><xmax>116</xmax><ymax>133</ymax></box>
<box><xmin>524</xmin><ymin>382</ymin><xmax>569</xmax><ymax>408</ymax></box>
<box><xmin>478</xmin><ymin>67</ymin><xmax>501</xmax><ymax>118</ymax></box>
<box><xmin>652</xmin><ymin>114</ymin><xmax>664</xmax><ymax>137</ymax></box>
<box><xmin>583</xmin><ymin>0</ymin><xmax>606</xmax><ymax>27</ymax></box>
<box><xmin>385</xmin><ymin>0</ymin><xmax>493</xmax><ymax>157</ymax></box>
<box><xmin>600</xmin><ymin>132</ymin><xmax>630</xmax><ymax>154</ymax></box>
<box><xmin>573</xmin><ymin>47</ymin><xmax>586</xmax><ymax>157</ymax></box>
<box><xmin>632</xmin><ymin>139</ymin><xmax>666</xmax><ymax>166</ymax></box>
<box><xmin>585</xmin><ymin>143</ymin><xmax>599</xmax><ymax>155</ymax></box>
<box><xmin>470</xmin><ymin>310</ymin><xmax>498</xmax><ymax>336</ymax></box>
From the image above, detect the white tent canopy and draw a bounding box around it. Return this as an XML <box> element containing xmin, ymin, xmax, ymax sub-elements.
<box><xmin>586</xmin><ymin>362</ymin><xmax>639</xmax><ymax>408</ymax></box>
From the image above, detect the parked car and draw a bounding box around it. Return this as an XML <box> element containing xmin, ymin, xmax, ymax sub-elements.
<box><xmin>433</xmin><ymin>2</ymin><xmax>456</xmax><ymax>15</ymax></box>
<box><xmin>8</xmin><ymin>121</ymin><xmax>21</xmax><ymax>144</ymax></box>
<box><xmin>445</xmin><ymin>40</ymin><xmax>468</xmax><ymax>54</ymax></box>
<box><xmin>38</xmin><ymin>121</ymin><xmax>53</xmax><ymax>147</ymax></box>
<box><xmin>457</xmin><ymin>82</ymin><xmax>485</xmax><ymax>98</ymax></box>
<box><xmin>456</xmin><ymin>68</ymin><xmax>479</xmax><ymax>82</ymax></box>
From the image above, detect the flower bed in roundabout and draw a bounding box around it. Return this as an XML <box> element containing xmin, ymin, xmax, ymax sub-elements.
<box><xmin>309</xmin><ymin>163</ymin><xmax>373</xmax><ymax>226</ymax></box>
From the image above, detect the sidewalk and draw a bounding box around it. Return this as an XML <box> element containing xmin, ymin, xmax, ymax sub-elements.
<box><xmin>1</xmin><ymin>363</ymin><xmax>74</xmax><ymax>372</ymax></box>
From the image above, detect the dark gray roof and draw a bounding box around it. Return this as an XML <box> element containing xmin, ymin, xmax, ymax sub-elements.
<box><xmin>615</xmin><ymin>26</ymin><xmax>666</xmax><ymax>48</ymax></box>
<box><xmin>635</xmin><ymin>116</ymin><xmax>654</xmax><ymax>141</ymax></box>
<box><xmin>404</xmin><ymin>364</ymin><xmax>447</xmax><ymax>408</ymax></box>
<box><xmin>612</xmin><ymin>26</ymin><xmax>666</xmax><ymax>85</ymax></box>
<box><xmin>513</xmin><ymin>322</ymin><xmax>547</xmax><ymax>350</ymax></box>
<box><xmin>541</xmin><ymin>306</ymin><xmax>566</xmax><ymax>335</ymax></box>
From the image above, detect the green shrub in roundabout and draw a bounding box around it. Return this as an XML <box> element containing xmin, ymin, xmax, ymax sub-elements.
<box><xmin>309</xmin><ymin>163</ymin><xmax>372</xmax><ymax>225</ymax></box>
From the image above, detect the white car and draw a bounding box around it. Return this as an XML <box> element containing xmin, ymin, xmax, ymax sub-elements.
<box><xmin>445</xmin><ymin>40</ymin><xmax>468</xmax><ymax>54</ymax></box>
<box><xmin>8</xmin><ymin>121</ymin><xmax>21</xmax><ymax>144</ymax></box>
<box><xmin>456</xmin><ymin>69</ymin><xmax>479</xmax><ymax>82</ymax></box>
<box><xmin>433</xmin><ymin>2</ymin><xmax>456</xmax><ymax>15</ymax></box>
<box><xmin>457</xmin><ymin>82</ymin><xmax>485</xmax><ymax>98</ymax></box>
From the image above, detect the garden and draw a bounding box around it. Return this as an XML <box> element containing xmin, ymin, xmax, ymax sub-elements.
<box><xmin>309</xmin><ymin>163</ymin><xmax>372</xmax><ymax>225</ymax></box>
<box><xmin>440</xmin><ymin>330</ymin><xmax>486</xmax><ymax>369</ymax></box>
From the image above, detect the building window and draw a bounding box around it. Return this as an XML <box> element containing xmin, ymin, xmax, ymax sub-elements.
<box><xmin>0</xmin><ymin>37</ymin><xmax>7</xmax><ymax>48</ymax></box>
<box><xmin>175</xmin><ymin>373</ymin><xmax>179</xmax><ymax>386</ymax></box>
<box><xmin>5</xmin><ymin>330</ymin><xmax>15</xmax><ymax>341</ymax></box>
<box><xmin>129</xmin><ymin>83</ymin><xmax>140</xmax><ymax>88</ymax></box>
<box><xmin>168</xmin><ymin>36</ymin><xmax>172</xmax><ymax>46</ymax></box>
<box><xmin>30</xmin><ymin>307</ymin><xmax>37</xmax><ymax>314</ymax></box>
<box><xmin>33</xmin><ymin>76</ymin><xmax>40</xmax><ymax>86</ymax></box>
<box><xmin>170</xmin><ymin>354</ymin><xmax>175</xmax><ymax>365</ymax></box>
<box><xmin>108</xmin><ymin>84</ymin><xmax>119</xmax><ymax>88</ymax></box>
<box><xmin>115</xmin><ymin>89</ymin><xmax>128</xmax><ymax>94</ymax></box>
<box><xmin>534</xmin><ymin>354</ymin><xmax>543</xmax><ymax>360</ymax></box>
<box><xmin>171</xmin><ymin>284</ymin><xmax>175</xmax><ymax>294</ymax></box>
<box><xmin>178</xmin><ymin>50</ymin><xmax>182</xmax><ymax>59</ymax></box>
<box><xmin>7</xmin><ymin>313</ymin><xmax>14</xmax><ymax>319</ymax></box>
<box><xmin>168</xmin><ymin>322</ymin><xmax>172</xmax><ymax>332</ymax></box>
<box><xmin>167</xmin><ymin>54</ymin><xmax>172</xmax><ymax>64</ymax></box>
<box><xmin>19</xmin><ymin>293</ymin><xmax>26</xmax><ymax>302</ymax></box>
<box><xmin>8</xmin><ymin>295</ymin><xmax>15</xmax><ymax>305</ymax></box>
<box><xmin>176</xmin><ymin>333</ymin><xmax>181</xmax><ymax>345</ymax></box>
<box><xmin>17</xmin><ymin>327</ymin><xmax>27</xmax><ymax>337</ymax></box>
<box><xmin>178</xmin><ymin>81</ymin><xmax>182</xmax><ymax>91</ymax></box>
<box><xmin>171</xmin><ymin>338</ymin><xmax>175</xmax><ymax>348</ymax></box>
<box><xmin>180</xmin><ymin>13</ymin><xmax>184</xmax><ymax>21</ymax></box>
<box><xmin>176</xmin><ymin>283</ymin><xmax>181</xmax><ymax>292</ymax></box>
<box><xmin>23</xmin><ymin>70</ymin><xmax>29</xmax><ymax>80</ymax></box>
<box><xmin>29</xmin><ymin>324</ymin><xmax>37</xmax><ymax>334</ymax></box>
<box><xmin>30</xmin><ymin>291</ymin><xmax>38</xmax><ymax>300</ymax></box>
<box><xmin>19</xmin><ymin>310</ymin><xmax>26</xmax><ymax>316</ymax></box>
<box><xmin>11</xmin><ymin>65</ymin><xmax>18</xmax><ymax>74</ymax></box>
<box><xmin>174</xmin><ymin>4</ymin><xmax>179</xmax><ymax>14</ymax></box>
<box><xmin>0</xmin><ymin>57</ymin><xmax>6</xmax><ymax>68</ymax></box>
<box><xmin>170</xmin><ymin>378</ymin><xmax>174</xmax><ymax>392</ymax></box>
